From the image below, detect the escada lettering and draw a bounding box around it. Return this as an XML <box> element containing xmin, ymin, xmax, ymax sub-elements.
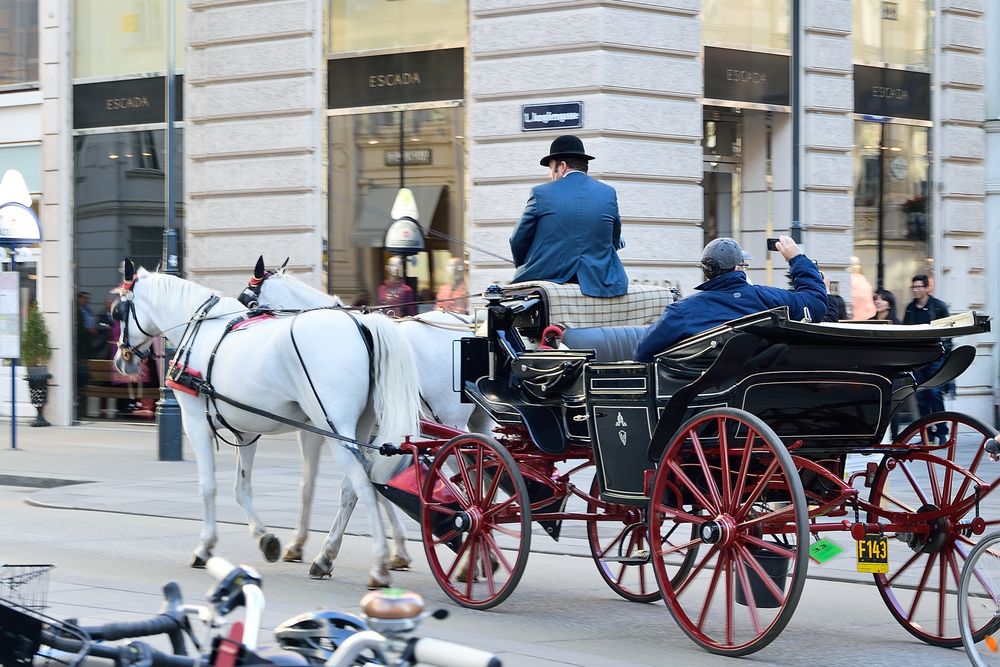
<box><xmin>106</xmin><ymin>96</ymin><xmax>150</xmax><ymax>110</ymax></box>
<box><xmin>872</xmin><ymin>85</ymin><xmax>909</xmax><ymax>101</ymax></box>
<box><xmin>368</xmin><ymin>72</ymin><xmax>422</xmax><ymax>88</ymax></box>
<box><xmin>726</xmin><ymin>68</ymin><xmax>767</xmax><ymax>85</ymax></box>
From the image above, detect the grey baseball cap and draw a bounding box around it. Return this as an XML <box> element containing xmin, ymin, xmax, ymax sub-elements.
<box><xmin>701</xmin><ymin>237</ymin><xmax>745</xmax><ymax>278</ymax></box>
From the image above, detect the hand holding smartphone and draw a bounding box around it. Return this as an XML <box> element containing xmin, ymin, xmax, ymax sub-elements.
<box><xmin>766</xmin><ymin>238</ymin><xmax>780</xmax><ymax>252</ymax></box>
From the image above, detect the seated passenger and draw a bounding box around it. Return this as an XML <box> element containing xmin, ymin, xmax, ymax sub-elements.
<box><xmin>634</xmin><ymin>236</ymin><xmax>827</xmax><ymax>362</ymax></box>
<box><xmin>509</xmin><ymin>135</ymin><xmax>628</xmax><ymax>297</ymax></box>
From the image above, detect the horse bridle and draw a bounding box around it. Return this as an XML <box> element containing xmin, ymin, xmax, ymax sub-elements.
<box><xmin>113</xmin><ymin>277</ymin><xmax>158</xmax><ymax>362</ymax></box>
<box><xmin>238</xmin><ymin>270</ymin><xmax>273</xmax><ymax>309</ymax></box>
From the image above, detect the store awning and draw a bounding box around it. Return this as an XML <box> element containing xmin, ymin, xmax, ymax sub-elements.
<box><xmin>352</xmin><ymin>185</ymin><xmax>444</xmax><ymax>248</ymax></box>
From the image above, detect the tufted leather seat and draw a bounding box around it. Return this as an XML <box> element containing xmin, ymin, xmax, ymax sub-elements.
<box><xmin>561</xmin><ymin>326</ymin><xmax>648</xmax><ymax>362</ymax></box>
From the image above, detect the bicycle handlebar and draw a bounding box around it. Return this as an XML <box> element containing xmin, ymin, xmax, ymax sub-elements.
<box><xmin>43</xmin><ymin>630</ymin><xmax>200</xmax><ymax>667</ymax></box>
<box><xmin>77</xmin><ymin>581</ymin><xmax>189</xmax><ymax>655</ymax></box>
<box><xmin>406</xmin><ymin>637</ymin><xmax>502</xmax><ymax>667</ymax></box>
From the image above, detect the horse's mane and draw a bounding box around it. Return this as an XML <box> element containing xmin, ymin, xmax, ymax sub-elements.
<box><xmin>271</xmin><ymin>270</ymin><xmax>347</xmax><ymax>307</ymax></box>
<box><xmin>137</xmin><ymin>267</ymin><xmax>225</xmax><ymax>310</ymax></box>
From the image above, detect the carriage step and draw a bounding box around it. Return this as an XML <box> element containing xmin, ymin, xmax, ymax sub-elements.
<box><xmin>603</xmin><ymin>550</ymin><xmax>650</xmax><ymax>565</ymax></box>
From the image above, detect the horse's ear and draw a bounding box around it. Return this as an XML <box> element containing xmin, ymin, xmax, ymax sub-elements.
<box><xmin>124</xmin><ymin>258</ymin><xmax>136</xmax><ymax>282</ymax></box>
<box><xmin>279</xmin><ymin>257</ymin><xmax>290</xmax><ymax>275</ymax></box>
<box><xmin>254</xmin><ymin>256</ymin><xmax>265</xmax><ymax>280</ymax></box>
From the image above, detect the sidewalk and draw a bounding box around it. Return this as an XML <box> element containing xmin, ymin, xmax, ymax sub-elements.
<box><xmin>1</xmin><ymin>419</ymin><xmax>996</xmax><ymax>587</ymax></box>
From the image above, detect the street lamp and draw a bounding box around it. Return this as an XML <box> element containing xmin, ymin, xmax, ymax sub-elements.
<box><xmin>157</xmin><ymin>0</ymin><xmax>183</xmax><ymax>461</ymax></box>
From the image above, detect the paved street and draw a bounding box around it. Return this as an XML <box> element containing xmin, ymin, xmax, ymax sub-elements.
<box><xmin>0</xmin><ymin>420</ymin><xmax>996</xmax><ymax>665</ymax></box>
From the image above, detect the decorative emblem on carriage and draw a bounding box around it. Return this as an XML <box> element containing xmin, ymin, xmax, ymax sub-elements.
<box><xmin>615</xmin><ymin>412</ymin><xmax>627</xmax><ymax>427</ymax></box>
<box><xmin>618</xmin><ymin>429</ymin><xmax>627</xmax><ymax>446</ymax></box>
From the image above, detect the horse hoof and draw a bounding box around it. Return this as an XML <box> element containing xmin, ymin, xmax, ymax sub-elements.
<box><xmin>282</xmin><ymin>545</ymin><xmax>304</xmax><ymax>563</ymax></box>
<box><xmin>308</xmin><ymin>562</ymin><xmax>332</xmax><ymax>579</ymax></box>
<box><xmin>367</xmin><ymin>575</ymin><xmax>390</xmax><ymax>589</ymax></box>
<box><xmin>191</xmin><ymin>554</ymin><xmax>208</xmax><ymax>569</ymax></box>
<box><xmin>259</xmin><ymin>533</ymin><xmax>281</xmax><ymax>563</ymax></box>
<box><xmin>388</xmin><ymin>555</ymin><xmax>411</xmax><ymax>571</ymax></box>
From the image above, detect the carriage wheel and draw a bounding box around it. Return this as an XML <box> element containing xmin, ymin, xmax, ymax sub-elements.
<box><xmin>420</xmin><ymin>434</ymin><xmax>532</xmax><ymax>610</ymax></box>
<box><xmin>586</xmin><ymin>475</ymin><xmax>662</xmax><ymax>603</ymax></box>
<box><xmin>869</xmin><ymin>412</ymin><xmax>1000</xmax><ymax>647</ymax></box>
<box><xmin>648</xmin><ymin>408</ymin><xmax>809</xmax><ymax>656</ymax></box>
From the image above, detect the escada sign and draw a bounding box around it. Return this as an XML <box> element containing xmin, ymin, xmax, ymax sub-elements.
<box><xmin>329</xmin><ymin>48</ymin><xmax>463</xmax><ymax>109</ymax></box>
<box><xmin>854</xmin><ymin>65</ymin><xmax>929</xmax><ymax>121</ymax></box>
<box><xmin>704</xmin><ymin>47</ymin><xmax>790</xmax><ymax>107</ymax></box>
<box><xmin>74</xmin><ymin>75</ymin><xmax>184</xmax><ymax>130</ymax></box>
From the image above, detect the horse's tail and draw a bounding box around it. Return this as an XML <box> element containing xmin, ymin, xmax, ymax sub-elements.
<box><xmin>356</xmin><ymin>312</ymin><xmax>421</xmax><ymax>447</ymax></box>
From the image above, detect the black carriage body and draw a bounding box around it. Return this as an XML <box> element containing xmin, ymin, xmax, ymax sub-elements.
<box><xmin>460</xmin><ymin>286</ymin><xmax>989</xmax><ymax>506</ymax></box>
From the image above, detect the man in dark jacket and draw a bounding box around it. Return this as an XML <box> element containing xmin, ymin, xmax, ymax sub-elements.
<box><xmin>634</xmin><ymin>236</ymin><xmax>827</xmax><ymax>362</ymax></box>
<box><xmin>510</xmin><ymin>135</ymin><xmax>628</xmax><ymax>297</ymax></box>
<box><xmin>903</xmin><ymin>274</ymin><xmax>951</xmax><ymax>443</ymax></box>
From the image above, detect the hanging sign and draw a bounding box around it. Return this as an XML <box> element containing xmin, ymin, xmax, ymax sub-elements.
<box><xmin>0</xmin><ymin>272</ymin><xmax>19</xmax><ymax>359</ymax></box>
<box><xmin>328</xmin><ymin>48</ymin><xmax>464</xmax><ymax>109</ymax></box>
<box><xmin>73</xmin><ymin>75</ymin><xmax>184</xmax><ymax>129</ymax></box>
<box><xmin>854</xmin><ymin>66</ymin><xmax>930</xmax><ymax>121</ymax></box>
<box><xmin>704</xmin><ymin>47</ymin><xmax>790</xmax><ymax>107</ymax></box>
<box><xmin>0</xmin><ymin>170</ymin><xmax>41</xmax><ymax>247</ymax></box>
<box><xmin>383</xmin><ymin>188</ymin><xmax>426</xmax><ymax>256</ymax></box>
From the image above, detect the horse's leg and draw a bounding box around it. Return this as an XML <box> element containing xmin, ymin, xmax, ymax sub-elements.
<box><xmin>379</xmin><ymin>495</ymin><xmax>412</xmax><ymax>571</ymax></box>
<box><xmin>181</xmin><ymin>413</ymin><xmax>219</xmax><ymax>568</ymax></box>
<box><xmin>312</xmin><ymin>442</ymin><xmax>392</xmax><ymax>589</ymax></box>
<box><xmin>307</xmin><ymin>482</ymin><xmax>358</xmax><ymax>579</ymax></box>
<box><xmin>233</xmin><ymin>441</ymin><xmax>281</xmax><ymax>563</ymax></box>
<box><xmin>285</xmin><ymin>430</ymin><xmax>324</xmax><ymax>562</ymax></box>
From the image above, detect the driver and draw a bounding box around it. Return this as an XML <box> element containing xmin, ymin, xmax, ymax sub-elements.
<box><xmin>633</xmin><ymin>236</ymin><xmax>827</xmax><ymax>362</ymax></box>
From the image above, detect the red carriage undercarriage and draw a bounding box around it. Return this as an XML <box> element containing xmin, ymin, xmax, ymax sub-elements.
<box><xmin>377</xmin><ymin>284</ymin><xmax>997</xmax><ymax>657</ymax></box>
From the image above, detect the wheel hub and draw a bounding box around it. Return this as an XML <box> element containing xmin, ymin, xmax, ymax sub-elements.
<box><xmin>896</xmin><ymin>504</ymin><xmax>949</xmax><ymax>554</ymax></box>
<box><xmin>699</xmin><ymin>516</ymin><xmax>736</xmax><ymax>546</ymax></box>
<box><xmin>453</xmin><ymin>508</ymin><xmax>482</xmax><ymax>534</ymax></box>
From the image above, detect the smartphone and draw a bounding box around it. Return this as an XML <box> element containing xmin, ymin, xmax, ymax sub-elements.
<box><xmin>766</xmin><ymin>237</ymin><xmax>780</xmax><ymax>252</ymax></box>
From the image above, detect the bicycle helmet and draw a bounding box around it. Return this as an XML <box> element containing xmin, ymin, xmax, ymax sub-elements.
<box><xmin>273</xmin><ymin>610</ymin><xmax>368</xmax><ymax>663</ymax></box>
<box><xmin>700</xmin><ymin>237</ymin><xmax>745</xmax><ymax>280</ymax></box>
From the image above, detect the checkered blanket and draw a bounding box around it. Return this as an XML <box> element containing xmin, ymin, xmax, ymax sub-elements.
<box><xmin>504</xmin><ymin>281</ymin><xmax>675</xmax><ymax>328</ymax></box>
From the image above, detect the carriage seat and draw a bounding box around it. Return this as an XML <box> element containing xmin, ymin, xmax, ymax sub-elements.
<box><xmin>561</xmin><ymin>326</ymin><xmax>648</xmax><ymax>362</ymax></box>
<box><xmin>503</xmin><ymin>281</ymin><xmax>674</xmax><ymax>328</ymax></box>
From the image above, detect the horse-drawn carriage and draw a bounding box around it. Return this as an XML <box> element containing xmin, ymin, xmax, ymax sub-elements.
<box><xmin>386</xmin><ymin>282</ymin><xmax>998</xmax><ymax>656</ymax></box>
<box><xmin>113</xmin><ymin>263</ymin><xmax>1000</xmax><ymax>658</ymax></box>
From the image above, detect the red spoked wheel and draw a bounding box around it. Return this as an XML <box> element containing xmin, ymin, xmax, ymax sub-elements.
<box><xmin>420</xmin><ymin>434</ymin><xmax>532</xmax><ymax>610</ymax></box>
<box><xmin>586</xmin><ymin>475</ymin><xmax>662</xmax><ymax>603</ymax></box>
<box><xmin>648</xmin><ymin>408</ymin><xmax>809</xmax><ymax>656</ymax></box>
<box><xmin>869</xmin><ymin>412</ymin><xmax>1000</xmax><ymax>646</ymax></box>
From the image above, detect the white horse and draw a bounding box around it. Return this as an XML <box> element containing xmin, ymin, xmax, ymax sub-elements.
<box><xmin>238</xmin><ymin>257</ymin><xmax>494</xmax><ymax>564</ymax></box>
<box><xmin>112</xmin><ymin>259</ymin><xmax>421</xmax><ymax>587</ymax></box>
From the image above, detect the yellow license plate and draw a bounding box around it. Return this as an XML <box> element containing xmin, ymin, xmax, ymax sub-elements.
<box><xmin>857</xmin><ymin>535</ymin><xmax>889</xmax><ymax>574</ymax></box>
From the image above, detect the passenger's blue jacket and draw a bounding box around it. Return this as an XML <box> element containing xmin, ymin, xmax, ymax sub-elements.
<box><xmin>510</xmin><ymin>171</ymin><xmax>629</xmax><ymax>298</ymax></box>
<box><xmin>633</xmin><ymin>254</ymin><xmax>828</xmax><ymax>362</ymax></box>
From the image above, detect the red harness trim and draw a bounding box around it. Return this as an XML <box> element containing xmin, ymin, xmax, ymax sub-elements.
<box><xmin>165</xmin><ymin>361</ymin><xmax>202</xmax><ymax>397</ymax></box>
<box><xmin>230</xmin><ymin>313</ymin><xmax>275</xmax><ymax>332</ymax></box>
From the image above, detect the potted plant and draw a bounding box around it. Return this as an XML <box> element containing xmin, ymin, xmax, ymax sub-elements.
<box><xmin>20</xmin><ymin>301</ymin><xmax>52</xmax><ymax>427</ymax></box>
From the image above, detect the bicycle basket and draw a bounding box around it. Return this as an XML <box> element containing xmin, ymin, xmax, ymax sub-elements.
<box><xmin>0</xmin><ymin>563</ymin><xmax>54</xmax><ymax>611</ymax></box>
<box><xmin>0</xmin><ymin>597</ymin><xmax>89</xmax><ymax>667</ymax></box>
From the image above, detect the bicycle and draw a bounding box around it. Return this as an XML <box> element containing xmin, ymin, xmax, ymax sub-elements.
<box><xmin>958</xmin><ymin>436</ymin><xmax>1000</xmax><ymax>667</ymax></box>
<box><xmin>0</xmin><ymin>557</ymin><xmax>501</xmax><ymax>667</ymax></box>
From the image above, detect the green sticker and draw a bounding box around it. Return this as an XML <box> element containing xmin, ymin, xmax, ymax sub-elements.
<box><xmin>809</xmin><ymin>539</ymin><xmax>844</xmax><ymax>564</ymax></box>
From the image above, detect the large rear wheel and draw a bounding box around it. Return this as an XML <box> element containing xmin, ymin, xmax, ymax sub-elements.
<box><xmin>649</xmin><ymin>408</ymin><xmax>809</xmax><ymax>657</ymax></box>
<box><xmin>420</xmin><ymin>434</ymin><xmax>531</xmax><ymax>610</ymax></box>
<box><xmin>870</xmin><ymin>412</ymin><xmax>1000</xmax><ymax>646</ymax></box>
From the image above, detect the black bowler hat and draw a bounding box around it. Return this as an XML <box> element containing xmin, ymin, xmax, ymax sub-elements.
<box><xmin>539</xmin><ymin>135</ymin><xmax>595</xmax><ymax>166</ymax></box>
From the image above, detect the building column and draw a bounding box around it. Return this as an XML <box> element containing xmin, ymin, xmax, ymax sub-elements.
<box><xmin>935</xmin><ymin>0</ymin><xmax>990</xmax><ymax>422</ymax></box>
<box><xmin>185</xmin><ymin>0</ymin><xmax>325</xmax><ymax>294</ymax></box>
<box><xmin>800</xmin><ymin>0</ymin><xmax>854</xmax><ymax>301</ymax></box>
<box><xmin>467</xmin><ymin>0</ymin><xmax>703</xmax><ymax>295</ymax></box>
<box><xmin>38</xmin><ymin>0</ymin><xmax>74</xmax><ymax>425</ymax></box>
<box><xmin>984</xmin><ymin>0</ymin><xmax>999</xmax><ymax>424</ymax></box>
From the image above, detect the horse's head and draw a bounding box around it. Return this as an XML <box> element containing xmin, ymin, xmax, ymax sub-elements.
<box><xmin>112</xmin><ymin>258</ymin><xmax>160</xmax><ymax>376</ymax></box>
<box><xmin>239</xmin><ymin>256</ymin><xmax>346</xmax><ymax>310</ymax></box>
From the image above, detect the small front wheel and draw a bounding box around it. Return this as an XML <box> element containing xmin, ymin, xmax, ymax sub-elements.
<box><xmin>420</xmin><ymin>434</ymin><xmax>531</xmax><ymax>610</ymax></box>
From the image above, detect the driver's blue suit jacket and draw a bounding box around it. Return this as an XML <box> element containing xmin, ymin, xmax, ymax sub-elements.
<box><xmin>633</xmin><ymin>255</ymin><xmax>828</xmax><ymax>362</ymax></box>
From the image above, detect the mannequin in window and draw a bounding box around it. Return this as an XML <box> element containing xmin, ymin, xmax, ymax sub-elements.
<box><xmin>435</xmin><ymin>256</ymin><xmax>469</xmax><ymax>314</ymax></box>
<box><xmin>377</xmin><ymin>256</ymin><xmax>415</xmax><ymax>317</ymax></box>
<box><xmin>849</xmin><ymin>256</ymin><xmax>876</xmax><ymax>320</ymax></box>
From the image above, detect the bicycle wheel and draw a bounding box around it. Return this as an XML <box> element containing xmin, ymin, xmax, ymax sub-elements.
<box><xmin>959</xmin><ymin>531</ymin><xmax>1000</xmax><ymax>666</ymax></box>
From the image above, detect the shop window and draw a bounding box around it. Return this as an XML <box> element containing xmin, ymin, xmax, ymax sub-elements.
<box><xmin>853</xmin><ymin>0</ymin><xmax>931</xmax><ymax>69</ymax></box>
<box><xmin>328</xmin><ymin>0</ymin><xmax>466</xmax><ymax>55</ymax></box>
<box><xmin>703</xmin><ymin>0</ymin><xmax>789</xmax><ymax>52</ymax></box>
<box><xmin>74</xmin><ymin>0</ymin><xmax>185</xmax><ymax>79</ymax></box>
<box><xmin>0</xmin><ymin>0</ymin><xmax>38</xmax><ymax>88</ymax></box>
